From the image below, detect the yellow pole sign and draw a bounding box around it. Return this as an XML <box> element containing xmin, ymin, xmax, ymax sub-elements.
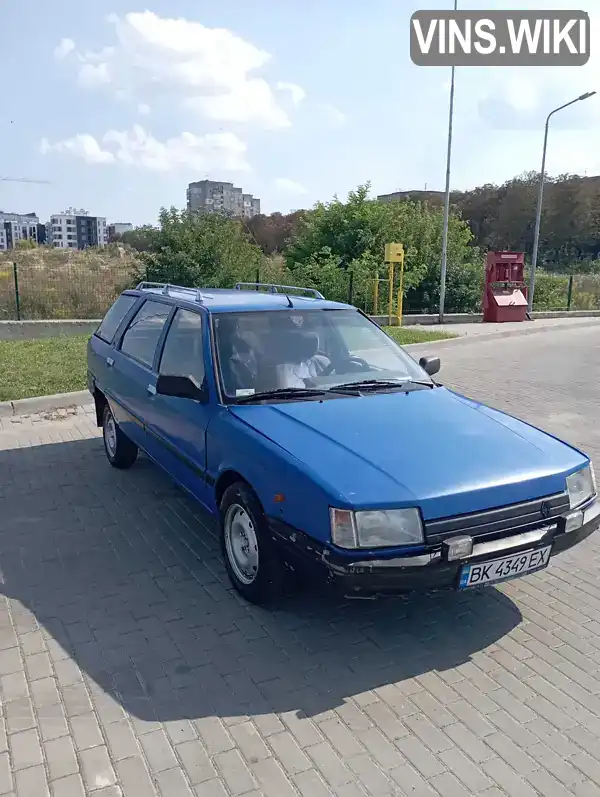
<box><xmin>387</xmin><ymin>262</ymin><xmax>394</xmax><ymax>326</ymax></box>
<box><xmin>384</xmin><ymin>243</ymin><xmax>405</xmax><ymax>326</ymax></box>
<box><xmin>384</xmin><ymin>243</ymin><xmax>405</xmax><ymax>263</ymax></box>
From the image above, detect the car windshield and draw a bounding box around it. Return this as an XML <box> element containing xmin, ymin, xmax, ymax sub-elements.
<box><xmin>213</xmin><ymin>309</ymin><xmax>432</xmax><ymax>400</ymax></box>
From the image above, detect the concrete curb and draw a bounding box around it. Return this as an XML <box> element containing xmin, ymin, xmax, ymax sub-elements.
<box><xmin>373</xmin><ymin>310</ymin><xmax>600</xmax><ymax>327</ymax></box>
<box><xmin>0</xmin><ymin>390</ymin><xmax>92</xmax><ymax>418</ymax></box>
<box><xmin>403</xmin><ymin>316</ymin><xmax>600</xmax><ymax>353</ymax></box>
<box><xmin>0</xmin><ymin>320</ymin><xmax>99</xmax><ymax>341</ymax></box>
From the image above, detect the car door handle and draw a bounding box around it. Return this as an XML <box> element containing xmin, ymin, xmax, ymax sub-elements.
<box><xmin>106</xmin><ymin>357</ymin><xmax>114</xmax><ymax>367</ymax></box>
<box><xmin>147</xmin><ymin>384</ymin><xmax>156</xmax><ymax>396</ymax></box>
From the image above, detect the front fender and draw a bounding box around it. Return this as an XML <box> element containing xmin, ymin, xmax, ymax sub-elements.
<box><xmin>207</xmin><ymin>411</ymin><xmax>333</xmax><ymax>544</ymax></box>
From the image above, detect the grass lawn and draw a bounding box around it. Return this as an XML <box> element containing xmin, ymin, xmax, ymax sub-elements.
<box><xmin>383</xmin><ymin>326</ymin><xmax>457</xmax><ymax>345</ymax></box>
<box><xmin>0</xmin><ymin>325</ymin><xmax>458</xmax><ymax>403</ymax></box>
<box><xmin>0</xmin><ymin>334</ymin><xmax>89</xmax><ymax>402</ymax></box>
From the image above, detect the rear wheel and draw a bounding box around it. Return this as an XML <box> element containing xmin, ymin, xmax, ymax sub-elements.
<box><xmin>102</xmin><ymin>404</ymin><xmax>138</xmax><ymax>469</ymax></box>
<box><xmin>220</xmin><ymin>481</ymin><xmax>287</xmax><ymax>604</ymax></box>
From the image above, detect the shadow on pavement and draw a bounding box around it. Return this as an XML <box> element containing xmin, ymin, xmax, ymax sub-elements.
<box><xmin>0</xmin><ymin>437</ymin><xmax>523</xmax><ymax>723</ymax></box>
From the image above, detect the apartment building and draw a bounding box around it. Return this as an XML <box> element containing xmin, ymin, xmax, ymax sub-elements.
<box><xmin>0</xmin><ymin>211</ymin><xmax>44</xmax><ymax>250</ymax></box>
<box><xmin>242</xmin><ymin>193</ymin><xmax>261</xmax><ymax>218</ymax></box>
<box><xmin>107</xmin><ymin>222</ymin><xmax>133</xmax><ymax>241</ymax></box>
<box><xmin>48</xmin><ymin>208</ymin><xmax>107</xmax><ymax>250</ymax></box>
<box><xmin>187</xmin><ymin>180</ymin><xmax>261</xmax><ymax>219</ymax></box>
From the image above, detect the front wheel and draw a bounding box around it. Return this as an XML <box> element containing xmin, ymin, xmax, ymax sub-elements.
<box><xmin>220</xmin><ymin>481</ymin><xmax>287</xmax><ymax>604</ymax></box>
<box><xmin>102</xmin><ymin>404</ymin><xmax>138</xmax><ymax>469</ymax></box>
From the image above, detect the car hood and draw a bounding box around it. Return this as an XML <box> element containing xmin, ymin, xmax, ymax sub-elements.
<box><xmin>229</xmin><ymin>387</ymin><xmax>586</xmax><ymax>520</ymax></box>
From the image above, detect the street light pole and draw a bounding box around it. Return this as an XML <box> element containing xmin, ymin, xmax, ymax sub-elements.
<box><xmin>527</xmin><ymin>91</ymin><xmax>596</xmax><ymax>314</ymax></box>
<box><xmin>439</xmin><ymin>0</ymin><xmax>458</xmax><ymax>324</ymax></box>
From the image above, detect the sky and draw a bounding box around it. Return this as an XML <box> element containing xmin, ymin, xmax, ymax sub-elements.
<box><xmin>0</xmin><ymin>0</ymin><xmax>598</xmax><ymax>226</ymax></box>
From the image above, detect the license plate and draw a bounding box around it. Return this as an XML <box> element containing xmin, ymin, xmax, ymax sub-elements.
<box><xmin>459</xmin><ymin>545</ymin><xmax>552</xmax><ymax>590</ymax></box>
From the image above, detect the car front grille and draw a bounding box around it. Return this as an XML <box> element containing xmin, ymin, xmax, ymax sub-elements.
<box><xmin>424</xmin><ymin>492</ymin><xmax>570</xmax><ymax>547</ymax></box>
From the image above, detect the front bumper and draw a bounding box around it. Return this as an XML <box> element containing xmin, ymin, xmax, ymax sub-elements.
<box><xmin>269</xmin><ymin>498</ymin><xmax>600</xmax><ymax>596</ymax></box>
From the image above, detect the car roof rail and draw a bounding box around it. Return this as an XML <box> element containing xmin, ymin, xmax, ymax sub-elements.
<box><xmin>233</xmin><ymin>282</ymin><xmax>325</xmax><ymax>300</ymax></box>
<box><xmin>135</xmin><ymin>281</ymin><xmax>209</xmax><ymax>304</ymax></box>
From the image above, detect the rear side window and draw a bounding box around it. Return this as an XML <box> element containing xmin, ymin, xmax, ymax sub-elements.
<box><xmin>159</xmin><ymin>309</ymin><xmax>205</xmax><ymax>384</ymax></box>
<box><xmin>120</xmin><ymin>299</ymin><xmax>171</xmax><ymax>368</ymax></box>
<box><xmin>95</xmin><ymin>294</ymin><xmax>137</xmax><ymax>343</ymax></box>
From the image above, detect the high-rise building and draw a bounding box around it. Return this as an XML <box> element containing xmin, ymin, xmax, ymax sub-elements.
<box><xmin>187</xmin><ymin>181</ymin><xmax>261</xmax><ymax>219</ymax></box>
<box><xmin>48</xmin><ymin>208</ymin><xmax>107</xmax><ymax>250</ymax></box>
<box><xmin>0</xmin><ymin>211</ymin><xmax>42</xmax><ymax>250</ymax></box>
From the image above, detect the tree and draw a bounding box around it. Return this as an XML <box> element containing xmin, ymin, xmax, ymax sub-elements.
<box><xmin>119</xmin><ymin>225</ymin><xmax>158</xmax><ymax>252</ymax></box>
<box><xmin>244</xmin><ymin>211</ymin><xmax>305</xmax><ymax>255</ymax></box>
<box><xmin>285</xmin><ymin>184</ymin><xmax>481</xmax><ymax>311</ymax></box>
<box><xmin>135</xmin><ymin>207</ymin><xmax>264</xmax><ymax>288</ymax></box>
<box><xmin>395</xmin><ymin>172</ymin><xmax>600</xmax><ymax>272</ymax></box>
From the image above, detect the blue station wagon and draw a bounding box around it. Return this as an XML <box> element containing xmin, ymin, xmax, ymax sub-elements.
<box><xmin>87</xmin><ymin>281</ymin><xmax>600</xmax><ymax>604</ymax></box>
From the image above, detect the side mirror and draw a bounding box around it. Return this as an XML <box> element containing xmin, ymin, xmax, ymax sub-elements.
<box><xmin>156</xmin><ymin>374</ymin><xmax>207</xmax><ymax>402</ymax></box>
<box><xmin>419</xmin><ymin>356</ymin><xmax>441</xmax><ymax>377</ymax></box>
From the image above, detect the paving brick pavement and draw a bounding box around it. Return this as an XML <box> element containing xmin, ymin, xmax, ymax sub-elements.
<box><xmin>410</xmin><ymin>316</ymin><xmax>600</xmax><ymax>341</ymax></box>
<box><xmin>1</xmin><ymin>324</ymin><xmax>600</xmax><ymax>796</ymax></box>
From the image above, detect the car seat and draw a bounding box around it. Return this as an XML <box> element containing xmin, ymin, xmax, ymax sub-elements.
<box><xmin>258</xmin><ymin>331</ymin><xmax>324</xmax><ymax>390</ymax></box>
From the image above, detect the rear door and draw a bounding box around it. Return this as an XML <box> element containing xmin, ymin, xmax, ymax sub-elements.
<box><xmin>147</xmin><ymin>307</ymin><xmax>214</xmax><ymax>507</ymax></box>
<box><xmin>110</xmin><ymin>298</ymin><xmax>173</xmax><ymax>452</ymax></box>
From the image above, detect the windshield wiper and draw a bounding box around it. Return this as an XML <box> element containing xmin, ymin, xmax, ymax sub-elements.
<box><xmin>332</xmin><ymin>379</ymin><xmax>434</xmax><ymax>393</ymax></box>
<box><xmin>235</xmin><ymin>387</ymin><xmax>331</xmax><ymax>403</ymax></box>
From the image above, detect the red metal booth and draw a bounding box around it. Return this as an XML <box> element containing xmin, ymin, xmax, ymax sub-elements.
<box><xmin>482</xmin><ymin>251</ymin><xmax>528</xmax><ymax>323</ymax></box>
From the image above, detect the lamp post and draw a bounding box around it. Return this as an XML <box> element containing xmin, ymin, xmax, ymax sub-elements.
<box><xmin>527</xmin><ymin>91</ymin><xmax>596</xmax><ymax>313</ymax></box>
<box><xmin>438</xmin><ymin>0</ymin><xmax>458</xmax><ymax>323</ymax></box>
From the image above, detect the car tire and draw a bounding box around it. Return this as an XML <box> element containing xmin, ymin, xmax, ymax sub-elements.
<box><xmin>102</xmin><ymin>404</ymin><xmax>138</xmax><ymax>469</ymax></box>
<box><xmin>220</xmin><ymin>481</ymin><xmax>287</xmax><ymax>604</ymax></box>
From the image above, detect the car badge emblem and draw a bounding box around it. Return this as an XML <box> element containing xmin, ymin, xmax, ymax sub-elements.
<box><xmin>540</xmin><ymin>501</ymin><xmax>551</xmax><ymax>519</ymax></box>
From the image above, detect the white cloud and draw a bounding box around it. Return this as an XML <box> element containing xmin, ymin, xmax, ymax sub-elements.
<box><xmin>55</xmin><ymin>11</ymin><xmax>300</xmax><ymax>130</ymax></box>
<box><xmin>185</xmin><ymin>80</ymin><xmax>290</xmax><ymax>129</ymax></box>
<box><xmin>276</xmin><ymin>81</ymin><xmax>306</xmax><ymax>106</ymax></box>
<box><xmin>54</xmin><ymin>38</ymin><xmax>75</xmax><ymax>60</ymax></box>
<box><xmin>137</xmin><ymin>103</ymin><xmax>151</xmax><ymax>115</ymax></box>
<box><xmin>40</xmin><ymin>125</ymin><xmax>250</xmax><ymax>173</ymax></box>
<box><xmin>274</xmin><ymin>178</ymin><xmax>308</xmax><ymax>195</ymax></box>
<box><xmin>321</xmin><ymin>104</ymin><xmax>347</xmax><ymax>127</ymax></box>
<box><xmin>78</xmin><ymin>62</ymin><xmax>111</xmax><ymax>88</ymax></box>
<box><xmin>40</xmin><ymin>134</ymin><xmax>114</xmax><ymax>165</ymax></box>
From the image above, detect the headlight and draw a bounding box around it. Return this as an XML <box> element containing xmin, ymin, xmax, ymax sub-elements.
<box><xmin>330</xmin><ymin>508</ymin><xmax>424</xmax><ymax>549</ymax></box>
<box><xmin>566</xmin><ymin>463</ymin><xmax>596</xmax><ymax>509</ymax></box>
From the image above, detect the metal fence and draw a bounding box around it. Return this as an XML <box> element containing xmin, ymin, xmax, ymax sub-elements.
<box><xmin>1</xmin><ymin>254</ymin><xmax>600</xmax><ymax>321</ymax></box>
<box><xmin>0</xmin><ymin>256</ymin><xmax>134</xmax><ymax>320</ymax></box>
<box><xmin>527</xmin><ymin>272</ymin><xmax>600</xmax><ymax>312</ymax></box>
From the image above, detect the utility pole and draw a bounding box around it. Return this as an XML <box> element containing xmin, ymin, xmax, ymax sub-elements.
<box><xmin>527</xmin><ymin>91</ymin><xmax>596</xmax><ymax>313</ymax></box>
<box><xmin>439</xmin><ymin>0</ymin><xmax>458</xmax><ymax>324</ymax></box>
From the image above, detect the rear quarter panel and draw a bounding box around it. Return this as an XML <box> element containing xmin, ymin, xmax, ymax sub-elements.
<box><xmin>87</xmin><ymin>334</ymin><xmax>110</xmax><ymax>392</ymax></box>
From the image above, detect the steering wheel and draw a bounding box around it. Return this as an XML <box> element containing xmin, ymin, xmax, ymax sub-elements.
<box><xmin>321</xmin><ymin>356</ymin><xmax>370</xmax><ymax>377</ymax></box>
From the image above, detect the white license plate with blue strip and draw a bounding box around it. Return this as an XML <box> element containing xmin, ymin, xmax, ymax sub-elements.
<box><xmin>459</xmin><ymin>545</ymin><xmax>552</xmax><ymax>589</ymax></box>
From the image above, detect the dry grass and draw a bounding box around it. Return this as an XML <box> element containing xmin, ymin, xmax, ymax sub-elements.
<box><xmin>0</xmin><ymin>246</ymin><xmax>139</xmax><ymax>320</ymax></box>
<box><xmin>3</xmin><ymin>246</ymin><xmax>600</xmax><ymax>323</ymax></box>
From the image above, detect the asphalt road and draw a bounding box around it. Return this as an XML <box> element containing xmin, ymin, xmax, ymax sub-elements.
<box><xmin>1</xmin><ymin>323</ymin><xmax>600</xmax><ymax>797</ymax></box>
